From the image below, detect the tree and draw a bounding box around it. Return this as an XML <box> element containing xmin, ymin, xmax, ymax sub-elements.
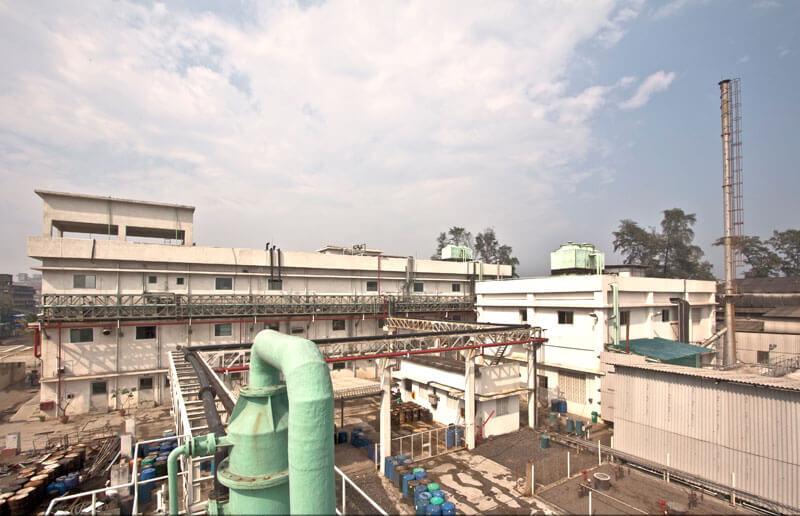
<box><xmin>613</xmin><ymin>209</ymin><xmax>715</xmax><ymax>280</ymax></box>
<box><xmin>768</xmin><ymin>229</ymin><xmax>800</xmax><ymax>276</ymax></box>
<box><xmin>432</xmin><ymin>226</ymin><xmax>519</xmax><ymax>277</ymax></box>
<box><xmin>431</xmin><ymin>227</ymin><xmax>474</xmax><ymax>260</ymax></box>
<box><xmin>713</xmin><ymin>230</ymin><xmax>799</xmax><ymax>278</ymax></box>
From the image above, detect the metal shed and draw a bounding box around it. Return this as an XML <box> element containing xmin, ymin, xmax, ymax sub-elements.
<box><xmin>612</xmin><ymin>361</ymin><xmax>800</xmax><ymax>512</ymax></box>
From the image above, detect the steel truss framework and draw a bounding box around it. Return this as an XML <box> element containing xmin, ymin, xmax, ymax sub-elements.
<box><xmin>40</xmin><ymin>293</ymin><xmax>474</xmax><ymax>322</ymax></box>
<box><xmin>198</xmin><ymin>319</ymin><xmax>544</xmax><ymax>370</ymax></box>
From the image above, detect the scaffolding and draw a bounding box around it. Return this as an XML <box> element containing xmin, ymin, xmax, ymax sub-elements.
<box><xmin>40</xmin><ymin>293</ymin><xmax>473</xmax><ymax>321</ymax></box>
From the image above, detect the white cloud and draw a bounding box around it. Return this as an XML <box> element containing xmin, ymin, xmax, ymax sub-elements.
<box><xmin>652</xmin><ymin>0</ymin><xmax>691</xmax><ymax>19</ymax></box>
<box><xmin>739</xmin><ymin>55</ymin><xmax>750</xmax><ymax>63</ymax></box>
<box><xmin>619</xmin><ymin>70</ymin><xmax>676</xmax><ymax>110</ymax></box>
<box><xmin>0</xmin><ymin>0</ymin><xmax>641</xmax><ymax>274</ymax></box>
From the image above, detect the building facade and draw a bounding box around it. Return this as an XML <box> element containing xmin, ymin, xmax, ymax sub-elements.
<box><xmin>28</xmin><ymin>190</ymin><xmax>510</xmax><ymax>417</ymax></box>
<box><xmin>476</xmin><ymin>274</ymin><xmax>716</xmax><ymax>418</ymax></box>
<box><xmin>394</xmin><ymin>356</ymin><xmax>521</xmax><ymax>438</ymax></box>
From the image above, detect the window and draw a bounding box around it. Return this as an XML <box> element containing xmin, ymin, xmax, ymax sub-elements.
<box><xmin>757</xmin><ymin>351</ymin><xmax>770</xmax><ymax>364</ymax></box>
<box><xmin>557</xmin><ymin>311</ymin><xmax>574</xmax><ymax>325</ymax></box>
<box><xmin>139</xmin><ymin>377</ymin><xmax>153</xmax><ymax>390</ymax></box>
<box><xmin>135</xmin><ymin>326</ymin><xmax>156</xmax><ymax>340</ymax></box>
<box><xmin>538</xmin><ymin>375</ymin><xmax>548</xmax><ymax>388</ymax></box>
<box><xmin>413</xmin><ymin>282</ymin><xmax>424</xmax><ymax>293</ymax></box>
<box><xmin>176</xmin><ymin>277</ymin><xmax>185</xmax><ymax>285</ymax></box>
<box><xmin>215</xmin><ymin>277</ymin><xmax>233</xmax><ymax>290</ymax></box>
<box><xmin>366</xmin><ymin>281</ymin><xmax>378</xmax><ymax>292</ymax></box>
<box><xmin>661</xmin><ymin>309</ymin><xmax>670</xmax><ymax>322</ymax></box>
<box><xmin>70</xmin><ymin>328</ymin><xmax>93</xmax><ymax>343</ymax></box>
<box><xmin>560</xmin><ymin>371</ymin><xmax>586</xmax><ymax>404</ymax></box>
<box><xmin>73</xmin><ymin>274</ymin><xmax>96</xmax><ymax>289</ymax></box>
<box><xmin>290</xmin><ymin>327</ymin><xmax>304</xmax><ymax>335</ymax></box>
<box><xmin>404</xmin><ymin>379</ymin><xmax>412</xmax><ymax>392</ymax></box>
<box><xmin>91</xmin><ymin>382</ymin><xmax>107</xmax><ymax>395</ymax></box>
<box><xmin>148</xmin><ymin>275</ymin><xmax>157</xmax><ymax>284</ymax></box>
<box><xmin>496</xmin><ymin>397</ymin><xmax>510</xmax><ymax>416</ymax></box>
<box><xmin>332</xmin><ymin>362</ymin><xmax>346</xmax><ymax>370</ymax></box>
<box><xmin>214</xmin><ymin>323</ymin><xmax>232</xmax><ymax>337</ymax></box>
<box><xmin>332</xmin><ymin>320</ymin><xmax>346</xmax><ymax>331</ymax></box>
<box><xmin>519</xmin><ymin>309</ymin><xmax>528</xmax><ymax>322</ymax></box>
<box><xmin>620</xmin><ymin>311</ymin><xmax>630</xmax><ymax>326</ymax></box>
<box><xmin>268</xmin><ymin>323</ymin><xmax>279</xmax><ymax>331</ymax></box>
<box><xmin>268</xmin><ymin>279</ymin><xmax>283</xmax><ymax>290</ymax></box>
<box><xmin>452</xmin><ymin>283</ymin><xmax>461</xmax><ymax>292</ymax></box>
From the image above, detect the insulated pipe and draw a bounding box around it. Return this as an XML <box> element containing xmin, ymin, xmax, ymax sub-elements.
<box><xmin>168</xmin><ymin>443</ymin><xmax>189</xmax><ymax>516</ymax></box>
<box><xmin>219</xmin><ymin>330</ymin><xmax>334</xmax><ymax>515</ymax></box>
<box><xmin>612</xmin><ymin>284</ymin><xmax>620</xmax><ymax>348</ymax></box>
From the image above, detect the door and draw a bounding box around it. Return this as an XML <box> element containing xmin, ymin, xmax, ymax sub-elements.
<box><xmin>139</xmin><ymin>377</ymin><xmax>154</xmax><ymax>403</ymax></box>
<box><xmin>90</xmin><ymin>381</ymin><xmax>108</xmax><ymax>412</ymax></box>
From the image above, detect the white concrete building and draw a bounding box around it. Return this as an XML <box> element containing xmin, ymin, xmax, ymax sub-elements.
<box><xmin>394</xmin><ymin>356</ymin><xmax>521</xmax><ymax>438</ymax></box>
<box><xmin>28</xmin><ymin>190</ymin><xmax>510</xmax><ymax>417</ymax></box>
<box><xmin>476</xmin><ymin>273</ymin><xmax>717</xmax><ymax>419</ymax></box>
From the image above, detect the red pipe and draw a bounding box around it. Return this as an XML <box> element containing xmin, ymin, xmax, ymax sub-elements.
<box><xmin>57</xmin><ymin>323</ymin><xmax>62</xmax><ymax>416</ymax></box>
<box><xmin>482</xmin><ymin>410</ymin><xmax>495</xmax><ymax>427</ymax></box>
<box><xmin>214</xmin><ymin>337</ymin><xmax>547</xmax><ymax>371</ymax></box>
<box><xmin>33</xmin><ymin>327</ymin><xmax>41</xmax><ymax>358</ymax></box>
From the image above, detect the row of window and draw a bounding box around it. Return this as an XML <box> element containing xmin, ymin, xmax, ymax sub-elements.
<box><xmin>73</xmin><ymin>274</ymin><xmax>463</xmax><ymax>293</ymax></box>
<box><xmin>519</xmin><ymin>309</ymin><xmax>673</xmax><ymax>326</ymax></box>
<box><xmin>68</xmin><ymin>319</ymin><xmax>353</xmax><ymax>343</ymax></box>
<box><xmin>90</xmin><ymin>376</ymin><xmax>154</xmax><ymax>395</ymax></box>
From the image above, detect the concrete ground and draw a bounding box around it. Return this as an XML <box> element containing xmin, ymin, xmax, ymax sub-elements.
<box><xmin>537</xmin><ymin>463</ymin><xmax>757</xmax><ymax>515</ymax></box>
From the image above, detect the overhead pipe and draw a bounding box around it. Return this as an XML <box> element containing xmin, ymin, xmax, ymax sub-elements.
<box><xmin>612</xmin><ymin>284</ymin><xmax>620</xmax><ymax>348</ymax></box>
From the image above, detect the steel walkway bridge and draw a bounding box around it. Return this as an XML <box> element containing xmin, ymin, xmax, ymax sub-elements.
<box><xmin>40</xmin><ymin>293</ymin><xmax>474</xmax><ymax>321</ymax></box>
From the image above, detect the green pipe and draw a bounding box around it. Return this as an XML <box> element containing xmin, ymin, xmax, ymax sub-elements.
<box><xmin>217</xmin><ymin>330</ymin><xmax>334</xmax><ymax>515</ymax></box>
<box><xmin>168</xmin><ymin>443</ymin><xmax>189</xmax><ymax>516</ymax></box>
<box><xmin>613</xmin><ymin>284</ymin><xmax>620</xmax><ymax>347</ymax></box>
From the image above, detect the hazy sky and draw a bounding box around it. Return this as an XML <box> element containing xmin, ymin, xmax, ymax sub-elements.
<box><xmin>1</xmin><ymin>0</ymin><xmax>798</xmax><ymax>277</ymax></box>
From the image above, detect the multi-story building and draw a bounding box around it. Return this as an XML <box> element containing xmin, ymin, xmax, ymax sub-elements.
<box><xmin>475</xmin><ymin>245</ymin><xmax>717</xmax><ymax>419</ymax></box>
<box><xmin>28</xmin><ymin>190</ymin><xmax>510</xmax><ymax>417</ymax></box>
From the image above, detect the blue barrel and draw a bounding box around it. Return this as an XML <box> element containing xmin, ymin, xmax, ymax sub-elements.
<box><xmin>431</xmin><ymin>490</ymin><xmax>446</xmax><ymax>501</ymax></box>
<box><xmin>558</xmin><ymin>400</ymin><xmax>567</xmax><ymax>414</ymax></box>
<box><xmin>402</xmin><ymin>473</ymin><xmax>415</xmax><ymax>499</ymax></box>
<box><xmin>338</xmin><ymin>431</ymin><xmax>348</xmax><ymax>444</ymax></box>
<box><xmin>160</xmin><ymin>442</ymin><xmax>172</xmax><ymax>452</ymax></box>
<box><xmin>441</xmin><ymin>501</ymin><xmax>456</xmax><ymax>516</ymax></box>
<box><xmin>566</xmin><ymin>418</ymin><xmax>574</xmax><ymax>434</ymax></box>
<box><xmin>455</xmin><ymin>425</ymin><xmax>463</xmax><ymax>446</ymax></box>
<box><xmin>446</xmin><ymin>425</ymin><xmax>455</xmax><ymax>448</ymax></box>
<box><xmin>416</xmin><ymin>497</ymin><xmax>430</xmax><ymax>516</ymax></box>
<box><xmin>47</xmin><ymin>482</ymin><xmax>65</xmax><ymax>497</ymax></box>
<box><xmin>64</xmin><ymin>472</ymin><xmax>79</xmax><ymax>490</ymax></box>
<box><xmin>138</xmin><ymin>467</ymin><xmax>156</xmax><ymax>505</ymax></box>
<box><xmin>575</xmin><ymin>420</ymin><xmax>584</xmax><ymax>435</ymax></box>
<box><xmin>427</xmin><ymin>496</ymin><xmax>444</xmax><ymax>516</ymax></box>
<box><xmin>549</xmin><ymin>412</ymin><xmax>557</xmax><ymax>424</ymax></box>
<box><xmin>414</xmin><ymin>484</ymin><xmax>427</xmax><ymax>503</ymax></box>
<box><xmin>416</xmin><ymin>490</ymin><xmax>432</xmax><ymax>509</ymax></box>
<box><xmin>414</xmin><ymin>471</ymin><xmax>427</xmax><ymax>481</ymax></box>
<box><xmin>541</xmin><ymin>433</ymin><xmax>549</xmax><ymax>449</ymax></box>
<box><xmin>389</xmin><ymin>458</ymin><xmax>400</xmax><ymax>482</ymax></box>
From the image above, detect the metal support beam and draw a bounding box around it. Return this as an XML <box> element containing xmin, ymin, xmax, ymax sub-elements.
<box><xmin>465</xmin><ymin>350</ymin><xmax>476</xmax><ymax>450</ymax></box>
<box><xmin>379</xmin><ymin>358</ymin><xmax>392</xmax><ymax>475</ymax></box>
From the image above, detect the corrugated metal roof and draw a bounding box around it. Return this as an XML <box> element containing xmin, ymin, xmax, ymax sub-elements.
<box><xmin>619</xmin><ymin>337</ymin><xmax>714</xmax><ymax>361</ymax></box>
<box><xmin>763</xmin><ymin>305</ymin><xmax>800</xmax><ymax>318</ymax></box>
<box><xmin>607</xmin><ymin>357</ymin><xmax>800</xmax><ymax>392</ymax></box>
<box><xmin>727</xmin><ymin>277</ymin><xmax>800</xmax><ymax>294</ymax></box>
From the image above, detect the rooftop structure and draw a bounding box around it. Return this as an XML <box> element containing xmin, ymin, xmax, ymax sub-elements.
<box><xmin>28</xmin><ymin>191</ymin><xmax>512</xmax><ymax>418</ymax></box>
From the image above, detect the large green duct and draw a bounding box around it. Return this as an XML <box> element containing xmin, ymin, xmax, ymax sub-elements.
<box><xmin>218</xmin><ymin>330</ymin><xmax>335</xmax><ymax>515</ymax></box>
<box><xmin>167</xmin><ymin>330</ymin><xmax>334</xmax><ymax>516</ymax></box>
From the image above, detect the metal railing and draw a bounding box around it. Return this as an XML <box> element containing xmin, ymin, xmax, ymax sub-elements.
<box><xmin>41</xmin><ymin>293</ymin><xmax>475</xmax><ymax>321</ymax></box>
<box><xmin>335</xmin><ymin>465</ymin><xmax>389</xmax><ymax>516</ymax></box>
<box><xmin>388</xmin><ymin>425</ymin><xmax>466</xmax><ymax>463</ymax></box>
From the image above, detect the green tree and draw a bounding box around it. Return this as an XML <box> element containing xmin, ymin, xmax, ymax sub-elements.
<box><xmin>431</xmin><ymin>227</ymin><xmax>474</xmax><ymax>259</ymax></box>
<box><xmin>768</xmin><ymin>229</ymin><xmax>800</xmax><ymax>276</ymax></box>
<box><xmin>613</xmin><ymin>209</ymin><xmax>715</xmax><ymax>280</ymax></box>
<box><xmin>432</xmin><ymin>226</ymin><xmax>519</xmax><ymax>277</ymax></box>
<box><xmin>713</xmin><ymin>235</ymin><xmax>781</xmax><ymax>278</ymax></box>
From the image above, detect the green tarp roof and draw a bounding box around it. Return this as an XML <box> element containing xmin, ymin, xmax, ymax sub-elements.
<box><xmin>623</xmin><ymin>337</ymin><xmax>713</xmax><ymax>361</ymax></box>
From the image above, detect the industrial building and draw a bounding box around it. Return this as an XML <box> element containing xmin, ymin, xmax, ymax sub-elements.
<box><xmin>394</xmin><ymin>356</ymin><xmax>522</xmax><ymax>438</ymax></box>
<box><xmin>605</xmin><ymin>352</ymin><xmax>800</xmax><ymax>513</ymax></box>
<box><xmin>475</xmin><ymin>243</ymin><xmax>717</xmax><ymax>419</ymax></box>
<box><xmin>27</xmin><ymin>190</ymin><xmax>511</xmax><ymax>417</ymax></box>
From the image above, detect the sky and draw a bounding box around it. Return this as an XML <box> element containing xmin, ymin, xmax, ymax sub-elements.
<box><xmin>1</xmin><ymin>0</ymin><xmax>798</xmax><ymax>277</ymax></box>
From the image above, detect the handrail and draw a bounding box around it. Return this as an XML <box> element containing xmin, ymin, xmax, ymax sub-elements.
<box><xmin>334</xmin><ymin>465</ymin><xmax>388</xmax><ymax>516</ymax></box>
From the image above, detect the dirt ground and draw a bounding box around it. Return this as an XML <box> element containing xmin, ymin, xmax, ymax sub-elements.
<box><xmin>537</xmin><ymin>463</ymin><xmax>757</xmax><ymax>515</ymax></box>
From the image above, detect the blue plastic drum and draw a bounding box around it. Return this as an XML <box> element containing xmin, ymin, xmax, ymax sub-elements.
<box><xmin>441</xmin><ymin>501</ymin><xmax>456</xmax><ymax>516</ymax></box>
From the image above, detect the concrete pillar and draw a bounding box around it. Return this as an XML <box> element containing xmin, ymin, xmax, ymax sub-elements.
<box><xmin>118</xmin><ymin>225</ymin><xmax>127</xmax><ymax>242</ymax></box>
<box><xmin>379</xmin><ymin>358</ymin><xmax>391</xmax><ymax>474</ymax></box>
<box><xmin>465</xmin><ymin>350</ymin><xmax>476</xmax><ymax>450</ymax></box>
<box><xmin>527</xmin><ymin>346</ymin><xmax>536</xmax><ymax>429</ymax></box>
